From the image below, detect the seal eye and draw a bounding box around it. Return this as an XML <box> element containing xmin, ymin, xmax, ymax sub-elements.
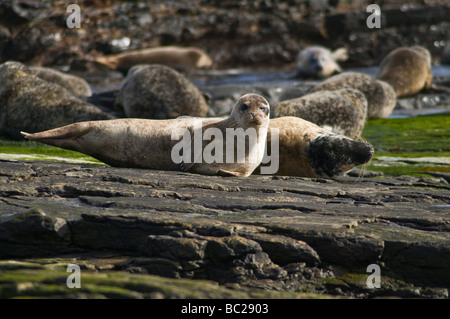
<box><xmin>259</xmin><ymin>105</ymin><xmax>268</xmax><ymax>114</ymax></box>
<box><xmin>241</xmin><ymin>104</ymin><xmax>248</xmax><ymax>111</ymax></box>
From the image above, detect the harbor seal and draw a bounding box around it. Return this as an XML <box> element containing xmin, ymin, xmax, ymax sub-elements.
<box><xmin>28</xmin><ymin>66</ymin><xmax>92</xmax><ymax>97</ymax></box>
<box><xmin>296</xmin><ymin>46</ymin><xmax>348</xmax><ymax>79</ymax></box>
<box><xmin>22</xmin><ymin>94</ymin><xmax>270</xmax><ymax>177</ymax></box>
<box><xmin>259</xmin><ymin>117</ymin><xmax>374</xmax><ymax>178</ymax></box>
<box><xmin>273</xmin><ymin>88</ymin><xmax>368</xmax><ymax>140</ymax></box>
<box><xmin>95</xmin><ymin>46</ymin><xmax>213</xmax><ymax>72</ymax></box>
<box><xmin>0</xmin><ymin>61</ymin><xmax>113</xmax><ymax>137</ymax></box>
<box><xmin>313</xmin><ymin>72</ymin><xmax>397</xmax><ymax>119</ymax></box>
<box><xmin>114</xmin><ymin>64</ymin><xmax>208</xmax><ymax>119</ymax></box>
<box><xmin>376</xmin><ymin>46</ymin><xmax>432</xmax><ymax>97</ymax></box>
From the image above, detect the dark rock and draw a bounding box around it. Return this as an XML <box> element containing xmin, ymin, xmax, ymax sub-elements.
<box><xmin>0</xmin><ymin>208</ymin><xmax>71</xmax><ymax>257</ymax></box>
<box><xmin>442</xmin><ymin>44</ymin><xmax>450</xmax><ymax>65</ymax></box>
<box><xmin>245</xmin><ymin>233</ymin><xmax>321</xmax><ymax>266</ymax></box>
<box><xmin>0</xmin><ymin>160</ymin><xmax>449</xmax><ymax>298</ymax></box>
<box><xmin>141</xmin><ymin>235</ymin><xmax>207</xmax><ymax>260</ymax></box>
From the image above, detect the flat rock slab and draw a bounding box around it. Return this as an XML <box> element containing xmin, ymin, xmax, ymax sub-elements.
<box><xmin>0</xmin><ymin>160</ymin><xmax>449</xmax><ymax>298</ymax></box>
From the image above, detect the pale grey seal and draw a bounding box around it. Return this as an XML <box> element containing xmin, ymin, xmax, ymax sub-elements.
<box><xmin>22</xmin><ymin>94</ymin><xmax>270</xmax><ymax>177</ymax></box>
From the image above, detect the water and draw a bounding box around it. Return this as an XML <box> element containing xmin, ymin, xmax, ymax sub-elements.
<box><xmin>192</xmin><ymin>65</ymin><xmax>450</xmax><ymax>86</ymax></box>
<box><xmin>192</xmin><ymin>64</ymin><xmax>450</xmax><ymax>118</ymax></box>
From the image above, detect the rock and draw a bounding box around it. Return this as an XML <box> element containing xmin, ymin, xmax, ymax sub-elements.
<box><xmin>0</xmin><ymin>208</ymin><xmax>71</xmax><ymax>257</ymax></box>
<box><xmin>273</xmin><ymin>88</ymin><xmax>367</xmax><ymax>139</ymax></box>
<box><xmin>246</xmin><ymin>233</ymin><xmax>321</xmax><ymax>266</ymax></box>
<box><xmin>28</xmin><ymin>66</ymin><xmax>92</xmax><ymax>97</ymax></box>
<box><xmin>114</xmin><ymin>64</ymin><xmax>208</xmax><ymax>119</ymax></box>
<box><xmin>442</xmin><ymin>44</ymin><xmax>450</xmax><ymax>65</ymax></box>
<box><xmin>0</xmin><ymin>61</ymin><xmax>114</xmax><ymax>136</ymax></box>
<box><xmin>140</xmin><ymin>235</ymin><xmax>208</xmax><ymax>261</ymax></box>
<box><xmin>313</xmin><ymin>72</ymin><xmax>397</xmax><ymax>119</ymax></box>
<box><xmin>0</xmin><ymin>160</ymin><xmax>449</xmax><ymax>298</ymax></box>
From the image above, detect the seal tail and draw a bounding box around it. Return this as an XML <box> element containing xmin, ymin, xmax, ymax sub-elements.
<box><xmin>94</xmin><ymin>56</ymin><xmax>119</xmax><ymax>69</ymax></box>
<box><xmin>21</xmin><ymin>122</ymin><xmax>93</xmax><ymax>153</ymax></box>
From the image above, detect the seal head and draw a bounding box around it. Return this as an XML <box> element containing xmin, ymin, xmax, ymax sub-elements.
<box><xmin>306</xmin><ymin>132</ymin><xmax>374</xmax><ymax>178</ymax></box>
<box><xmin>296</xmin><ymin>46</ymin><xmax>348</xmax><ymax>79</ymax></box>
<box><xmin>229</xmin><ymin>94</ymin><xmax>270</xmax><ymax>128</ymax></box>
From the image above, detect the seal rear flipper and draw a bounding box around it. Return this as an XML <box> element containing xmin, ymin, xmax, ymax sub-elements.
<box><xmin>21</xmin><ymin>122</ymin><xmax>94</xmax><ymax>153</ymax></box>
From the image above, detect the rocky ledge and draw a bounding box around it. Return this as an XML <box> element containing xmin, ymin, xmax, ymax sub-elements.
<box><xmin>0</xmin><ymin>160</ymin><xmax>449</xmax><ymax>299</ymax></box>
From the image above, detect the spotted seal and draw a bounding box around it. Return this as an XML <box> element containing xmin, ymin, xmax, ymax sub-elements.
<box><xmin>376</xmin><ymin>46</ymin><xmax>432</xmax><ymax>97</ymax></box>
<box><xmin>295</xmin><ymin>46</ymin><xmax>348</xmax><ymax>78</ymax></box>
<box><xmin>22</xmin><ymin>94</ymin><xmax>270</xmax><ymax>177</ymax></box>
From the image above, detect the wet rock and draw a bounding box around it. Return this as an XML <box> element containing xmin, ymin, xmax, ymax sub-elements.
<box><xmin>313</xmin><ymin>72</ymin><xmax>397</xmax><ymax>119</ymax></box>
<box><xmin>114</xmin><ymin>64</ymin><xmax>208</xmax><ymax>119</ymax></box>
<box><xmin>0</xmin><ymin>160</ymin><xmax>449</xmax><ymax>298</ymax></box>
<box><xmin>273</xmin><ymin>88</ymin><xmax>367</xmax><ymax>139</ymax></box>
<box><xmin>442</xmin><ymin>44</ymin><xmax>450</xmax><ymax>65</ymax></box>
<box><xmin>0</xmin><ymin>208</ymin><xmax>70</xmax><ymax>257</ymax></box>
<box><xmin>0</xmin><ymin>61</ymin><xmax>114</xmax><ymax>136</ymax></box>
<box><xmin>246</xmin><ymin>233</ymin><xmax>321</xmax><ymax>266</ymax></box>
<box><xmin>141</xmin><ymin>235</ymin><xmax>208</xmax><ymax>261</ymax></box>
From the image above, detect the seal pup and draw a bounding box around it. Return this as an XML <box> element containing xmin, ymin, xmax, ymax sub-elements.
<box><xmin>95</xmin><ymin>46</ymin><xmax>213</xmax><ymax>72</ymax></box>
<box><xmin>273</xmin><ymin>88</ymin><xmax>367</xmax><ymax>140</ymax></box>
<box><xmin>313</xmin><ymin>72</ymin><xmax>397</xmax><ymax>119</ymax></box>
<box><xmin>295</xmin><ymin>46</ymin><xmax>348</xmax><ymax>79</ymax></box>
<box><xmin>259</xmin><ymin>117</ymin><xmax>374</xmax><ymax>178</ymax></box>
<box><xmin>114</xmin><ymin>64</ymin><xmax>208</xmax><ymax>119</ymax></box>
<box><xmin>376</xmin><ymin>46</ymin><xmax>432</xmax><ymax>97</ymax></box>
<box><xmin>22</xmin><ymin>94</ymin><xmax>270</xmax><ymax>177</ymax></box>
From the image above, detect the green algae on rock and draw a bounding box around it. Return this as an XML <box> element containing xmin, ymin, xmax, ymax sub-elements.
<box><xmin>362</xmin><ymin>113</ymin><xmax>450</xmax><ymax>177</ymax></box>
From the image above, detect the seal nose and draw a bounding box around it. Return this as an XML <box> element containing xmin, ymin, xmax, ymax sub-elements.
<box><xmin>306</xmin><ymin>134</ymin><xmax>374</xmax><ymax>178</ymax></box>
<box><xmin>351</xmin><ymin>142</ymin><xmax>374</xmax><ymax>164</ymax></box>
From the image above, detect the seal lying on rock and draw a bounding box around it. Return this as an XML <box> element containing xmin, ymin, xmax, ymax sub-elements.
<box><xmin>273</xmin><ymin>88</ymin><xmax>367</xmax><ymax>140</ymax></box>
<box><xmin>95</xmin><ymin>46</ymin><xmax>213</xmax><ymax>72</ymax></box>
<box><xmin>28</xmin><ymin>66</ymin><xmax>92</xmax><ymax>97</ymax></box>
<box><xmin>258</xmin><ymin>117</ymin><xmax>374</xmax><ymax>178</ymax></box>
<box><xmin>22</xmin><ymin>94</ymin><xmax>270</xmax><ymax>177</ymax></box>
<box><xmin>0</xmin><ymin>61</ymin><xmax>113</xmax><ymax>136</ymax></box>
<box><xmin>376</xmin><ymin>46</ymin><xmax>432</xmax><ymax>97</ymax></box>
<box><xmin>296</xmin><ymin>46</ymin><xmax>348</xmax><ymax>79</ymax></box>
<box><xmin>114</xmin><ymin>64</ymin><xmax>208</xmax><ymax>119</ymax></box>
<box><xmin>313</xmin><ymin>72</ymin><xmax>397</xmax><ymax>119</ymax></box>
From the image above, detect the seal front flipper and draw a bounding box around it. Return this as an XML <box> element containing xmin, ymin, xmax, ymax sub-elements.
<box><xmin>178</xmin><ymin>125</ymin><xmax>198</xmax><ymax>172</ymax></box>
<box><xmin>217</xmin><ymin>169</ymin><xmax>246</xmax><ymax>177</ymax></box>
<box><xmin>179</xmin><ymin>160</ymin><xmax>195</xmax><ymax>172</ymax></box>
